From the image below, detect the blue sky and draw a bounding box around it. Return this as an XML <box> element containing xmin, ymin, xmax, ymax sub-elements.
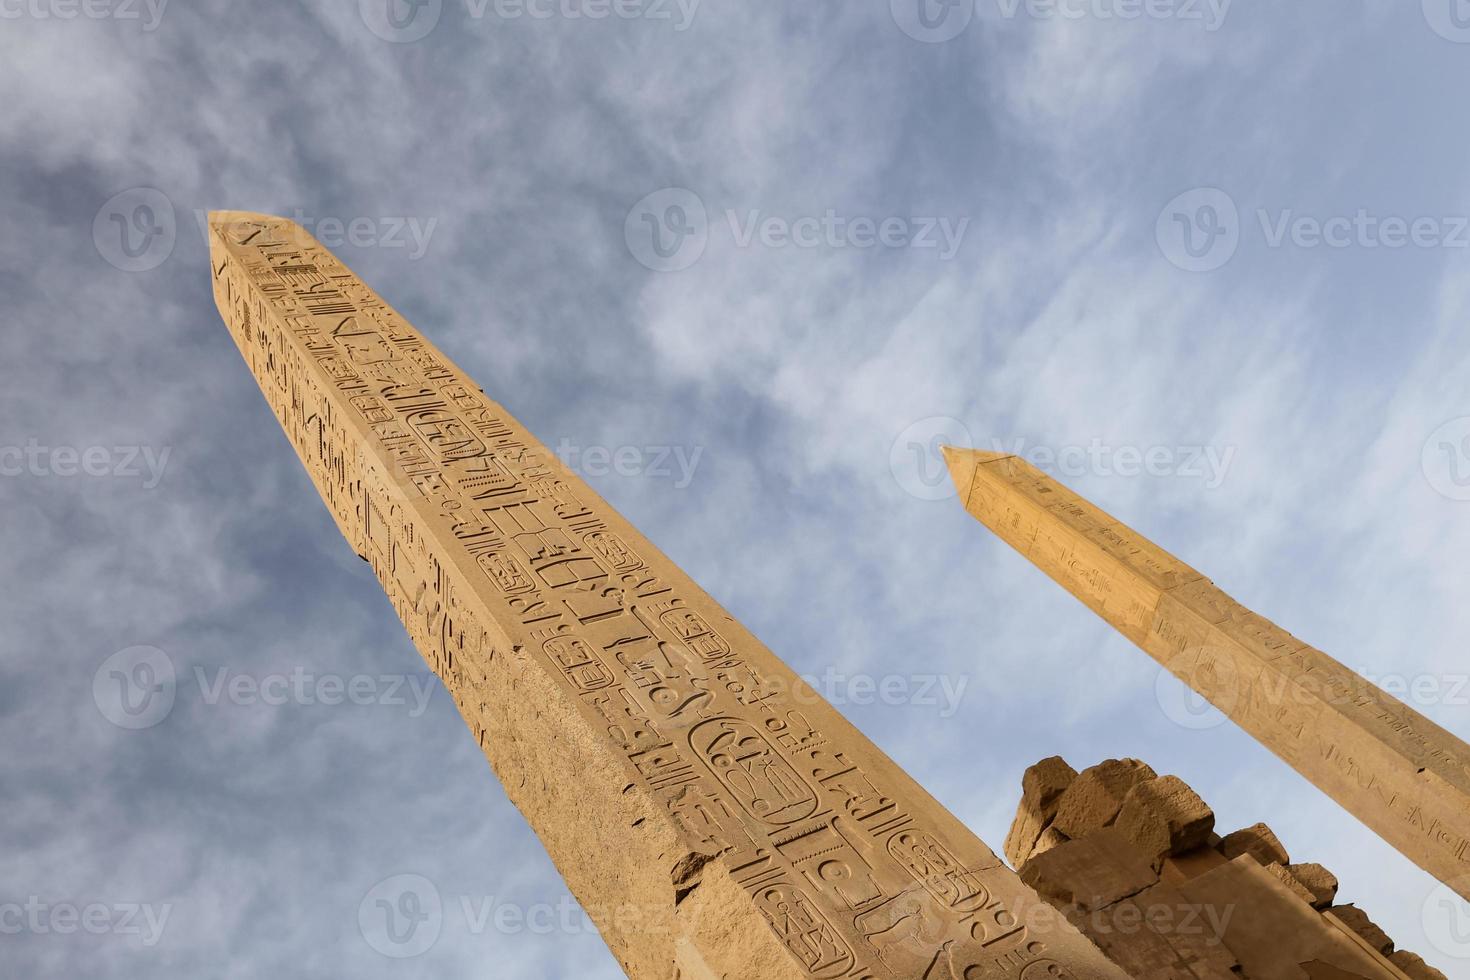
<box><xmin>3</xmin><ymin>0</ymin><xmax>1470</xmax><ymax>976</ymax></box>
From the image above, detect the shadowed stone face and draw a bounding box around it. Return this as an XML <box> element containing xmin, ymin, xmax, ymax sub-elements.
<box><xmin>208</xmin><ymin>213</ymin><xmax>1128</xmax><ymax>980</ymax></box>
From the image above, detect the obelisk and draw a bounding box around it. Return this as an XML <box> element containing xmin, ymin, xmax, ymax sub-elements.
<box><xmin>208</xmin><ymin>213</ymin><xmax>1126</xmax><ymax>980</ymax></box>
<box><xmin>945</xmin><ymin>447</ymin><xmax>1470</xmax><ymax>901</ymax></box>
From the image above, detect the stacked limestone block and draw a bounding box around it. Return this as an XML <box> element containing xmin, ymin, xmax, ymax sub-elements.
<box><xmin>1005</xmin><ymin>757</ymin><xmax>1449</xmax><ymax>980</ymax></box>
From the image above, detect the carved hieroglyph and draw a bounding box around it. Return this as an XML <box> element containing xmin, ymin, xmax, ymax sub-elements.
<box><xmin>945</xmin><ymin>448</ymin><xmax>1470</xmax><ymax>902</ymax></box>
<box><xmin>208</xmin><ymin>213</ymin><xmax>1127</xmax><ymax>980</ymax></box>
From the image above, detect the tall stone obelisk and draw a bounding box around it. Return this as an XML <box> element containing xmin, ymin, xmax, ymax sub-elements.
<box><xmin>208</xmin><ymin>213</ymin><xmax>1126</xmax><ymax>980</ymax></box>
<box><xmin>945</xmin><ymin>448</ymin><xmax>1470</xmax><ymax>902</ymax></box>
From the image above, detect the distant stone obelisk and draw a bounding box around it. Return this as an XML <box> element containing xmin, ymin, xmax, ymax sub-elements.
<box><xmin>945</xmin><ymin>448</ymin><xmax>1470</xmax><ymax>902</ymax></box>
<box><xmin>208</xmin><ymin>213</ymin><xmax>1127</xmax><ymax>980</ymax></box>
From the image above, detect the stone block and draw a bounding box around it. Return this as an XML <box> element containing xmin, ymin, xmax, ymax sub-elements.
<box><xmin>1005</xmin><ymin>755</ymin><xmax>1078</xmax><ymax>868</ymax></box>
<box><xmin>1264</xmin><ymin>861</ymin><xmax>1318</xmax><ymax>906</ymax></box>
<box><xmin>1389</xmin><ymin>950</ymin><xmax>1448</xmax><ymax>980</ymax></box>
<box><xmin>1218</xmin><ymin>822</ymin><xmax>1290</xmax><ymax>867</ymax></box>
<box><xmin>1287</xmin><ymin>863</ymin><xmax>1339</xmax><ymax>910</ymax></box>
<box><xmin>1161</xmin><ymin>845</ymin><xmax>1230</xmax><ymax>885</ymax></box>
<box><xmin>1327</xmin><ymin>904</ymin><xmax>1394</xmax><ymax>956</ymax></box>
<box><xmin>1051</xmin><ymin>758</ymin><xmax>1158</xmax><ymax>839</ymax></box>
<box><xmin>1020</xmin><ymin>827</ymin><xmax>1161</xmax><ymax>913</ymax></box>
<box><xmin>1114</xmin><ymin>774</ymin><xmax>1215</xmax><ymax>859</ymax></box>
<box><xmin>1028</xmin><ymin>825</ymin><xmax>1070</xmax><ymax>863</ymax></box>
<box><xmin>1181</xmin><ymin>856</ymin><xmax>1401</xmax><ymax>979</ymax></box>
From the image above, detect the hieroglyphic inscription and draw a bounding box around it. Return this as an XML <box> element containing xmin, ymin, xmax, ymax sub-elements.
<box><xmin>210</xmin><ymin>214</ymin><xmax>1125</xmax><ymax>980</ymax></box>
<box><xmin>946</xmin><ymin>448</ymin><xmax>1470</xmax><ymax>901</ymax></box>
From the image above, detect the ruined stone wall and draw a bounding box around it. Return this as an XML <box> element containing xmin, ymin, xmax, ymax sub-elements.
<box><xmin>1006</xmin><ymin>757</ymin><xmax>1448</xmax><ymax>980</ymax></box>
